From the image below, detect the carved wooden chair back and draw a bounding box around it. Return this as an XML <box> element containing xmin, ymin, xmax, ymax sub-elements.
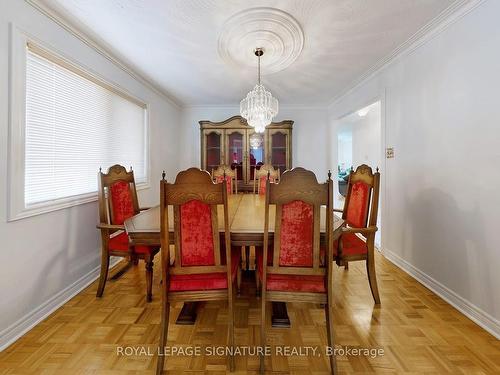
<box><xmin>342</xmin><ymin>164</ymin><xmax>380</xmax><ymax>234</ymax></box>
<box><xmin>211</xmin><ymin>164</ymin><xmax>237</xmax><ymax>194</ymax></box>
<box><xmin>98</xmin><ymin>164</ymin><xmax>140</xmax><ymax>228</ymax></box>
<box><xmin>263</xmin><ymin>167</ymin><xmax>333</xmax><ymax>279</ymax></box>
<box><xmin>160</xmin><ymin>168</ymin><xmax>231</xmax><ymax>277</ymax></box>
<box><xmin>253</xmin><ymin>163</ymin><xmax>280</xmax><ymax>195</ymax></box>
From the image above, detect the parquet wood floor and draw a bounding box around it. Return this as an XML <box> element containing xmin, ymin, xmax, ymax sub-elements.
<box><xmin>1</xmin><ymin>252</ymin><xmax>499</xmax><ymax>374</ymax></box>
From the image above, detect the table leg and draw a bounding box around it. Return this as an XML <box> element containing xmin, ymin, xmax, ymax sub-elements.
<box><xmin>175</xmin><ymin>302</ymin><xmax>198</xmax><ymax>325</ymax></box>
<box><xmin>271</xmin><ymin>302</ymin><xmax>290</xmax><ymax>327</ymax></box>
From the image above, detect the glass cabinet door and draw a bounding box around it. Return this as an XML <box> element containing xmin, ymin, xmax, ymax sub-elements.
<box><xmin>269</xmin><ymin>131</ymin><xmax>288</xmax><ymax>173</ymax></box>
<box><xmin>248</xmin><ymin>131</ymin><xmax>265</xmax><ymax>182</ymax></box>
<box><xmin>226</xmin><ymin>130</ymin><xmax>245</xmax><ymax>182</ymax></box>
<box><xmin>205</xmin><ymin>131</ymin><xmax>222</xmax><ymax>172</ymax></box>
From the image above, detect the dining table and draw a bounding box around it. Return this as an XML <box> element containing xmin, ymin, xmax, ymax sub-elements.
<box><xmin>124</xmin><ymin>194</ymin><xmax>345</xmax><ymax>327</ymax></box>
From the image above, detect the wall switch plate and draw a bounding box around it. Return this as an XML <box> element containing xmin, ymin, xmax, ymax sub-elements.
<box><xmin>386</xmin><ymin>147</ymin><xmax>395</xmax><ymax>159</ymax></box>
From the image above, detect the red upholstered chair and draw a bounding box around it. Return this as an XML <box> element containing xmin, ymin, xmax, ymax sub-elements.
<box><xmin>96</xmin><ymin>165</ymin><xmax>159</xmax><ymax>302</ymax></box>
<box><xmin>156</xmin><ymin>168</ymin><xmax>241</xmax><ymax>374</ymax></box>
<box><xmin>334</xmin><ymin>164</ymin><xmax>381</xmax><ymax>304</ymax></box>
<box><xmin>257</xmin><ymin>168</ymin><xmax>337</xmax><ymax>374</ymax></box>
<box><xmin>253</xmin><ymin>163</ymin><xmax>280</xmax><ymax>195</ymax></box>
<box><xmin>212</xmin><ymin>164</ymin><xmax>237</xmax><ymax>194</ymax></box>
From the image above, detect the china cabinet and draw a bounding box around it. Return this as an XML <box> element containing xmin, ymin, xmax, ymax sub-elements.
<box><xmin>200</xmin><ymin>116</ymin><xmax>293</xmax><ymax>191</ymax></box>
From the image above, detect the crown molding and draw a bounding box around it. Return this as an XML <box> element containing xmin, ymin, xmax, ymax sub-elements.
<box><xmin>25</xmin><ymin>0</ymin><xmax>182</xmax><ymax>109</ymax></box>
<box><xmin>182</xmin><ymin>104</ymin><xmax>240</xmax><ymax>109</ymax></box>
<box><xmin>182</xmin><ymin>104</ymin><xmax>328</xmax><ymax>111</ymax></box>
<box><xmin>328</xmin><ymin>0</ymin><xmax>487</xmax><ymax>108</ymax></box>
<box><xmin>25</xmin><ymin>0</ymin><xmax>484</xmax><ymax>111</ymax></box>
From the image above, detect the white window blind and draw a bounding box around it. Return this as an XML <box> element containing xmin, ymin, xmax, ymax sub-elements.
<box><xmin>25</xmin><ymin>46</ymin><xmax>147</xmax><ymax>207</ymax></box>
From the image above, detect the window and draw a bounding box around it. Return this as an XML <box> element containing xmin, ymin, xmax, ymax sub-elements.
<box><xmin>8</xmin><ymin>37</ymin><xmax>148</xmax><ymax>220</ymax></box>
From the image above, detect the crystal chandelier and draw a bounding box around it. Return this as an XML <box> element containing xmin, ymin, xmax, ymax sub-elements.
<box><xmin>240</xmin><ymin>48</ymin><xmax>278</xmax><ymax>133</ymax></box>
<box><xmin>249</xmin><ymin>133</ymin><xmax>263</xmax><ymax>149</ymax></box>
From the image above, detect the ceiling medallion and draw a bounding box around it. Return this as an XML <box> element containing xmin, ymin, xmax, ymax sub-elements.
<box><xmin>240</xmin><ymin>48</ymin><xmax>278</xmax><ymax>133</ymax></box>
<box><xmin>218</xmin><ymin>7</ymin><xmax>304</xmax><ymax>75</ymax></box>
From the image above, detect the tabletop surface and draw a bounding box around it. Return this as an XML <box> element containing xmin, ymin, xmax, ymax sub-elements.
<box><xmin>125</xmin><ymin>194</ymin><xmax>343</xmax><ymax>236</ymax></box>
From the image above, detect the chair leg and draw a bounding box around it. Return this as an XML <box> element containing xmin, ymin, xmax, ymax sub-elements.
<box><xmin>96</xmin><ymin>250</ymin><xmax>109</xmax><ymax>298</ymax></box>
<box><xmin>344</xmin><ymin>261</ymin><xmax>349</xmax><ymax>270</ymax></box>
<box><xmin>240</xmin><ymin>246</ymin><xmax>247</xmax><ymax>270</ymax></box>
<box><xmin>366</xmin><ymin>253</ymin><xmax>380</xmax><ymax>304</ymax></box>
<box><xmin>156</xmin><ymin>300</ymin><xmax>170</xmax><ymax>375</ymax></box>
<box><xmin>132</xmin><ymin>255</ymin><xmax>139</xmax><ymax>265</ymax></box>
<box><xmin>260</xmin><ymin>294</ymin><xmax>266</xmax><ymax>373</ymax></box>
<box><xmin>145</xmin><ymin>257</ymin><xmax>154</xmax><ymax>302</ymax></box>
<box><xmin>249</xmin><ymin>246</ymin><xmax>256</xmax><ymax>270</ymax></box>
<box><xmin>228</xmin><ymin>289</ymin><xmax>235</xmax><ymax>372</ymax></box>
<box><xmin>325</xmin><ymin>301</ymin><xmax>338</xmax><ymax>374</ymax></box>
<box><xmin>236</xmin><ymin>266</ymin><xmax>242</xmax><ymax>296</ymax></box>
<box><xmin>255</xmin><ymin>272</ymin><xmax>260</xmax><ymax>297</ymax></box>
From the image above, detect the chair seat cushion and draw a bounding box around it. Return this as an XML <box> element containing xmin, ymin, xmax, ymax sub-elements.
<box><xmin>334</xmin><ymin>233</ymin><xmax>368</xmax><ymax>257</ymax></box>
<box><xmin>169</xmin><ymin>248</ymin><xmax>240</xmax><ymax>292</ymax></box>
<box><xmin>256</xmin><ymin>249</ymin><xmax>326</xmax><ymax>293</ymax></box>
<box><xmin>108</xmin><ymin>232</ymin><xmax>157</xmax><ymax>254</ymax></box>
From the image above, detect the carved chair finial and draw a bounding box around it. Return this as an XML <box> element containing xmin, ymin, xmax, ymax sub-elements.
<box><xmin>162</xmin><ymin>171</ymin><xmax>166</xmax><ymax>180</ymax></box>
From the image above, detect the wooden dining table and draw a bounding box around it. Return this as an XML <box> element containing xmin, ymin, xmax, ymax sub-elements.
<box><xmin>124</xmin><ymin>194</ymin><xmax>345</xmax><ymax>327</ymax></box>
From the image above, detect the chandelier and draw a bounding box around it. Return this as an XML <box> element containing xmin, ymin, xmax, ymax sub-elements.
<box><xmin>240</xmin><ymin>48</ymin><xmax>278</xmax><ymax>133</ymax></box>
<box><xmin>249</xmin><ymin>133</ymin><xmax>263</xmax><ymax>149</ymax></box>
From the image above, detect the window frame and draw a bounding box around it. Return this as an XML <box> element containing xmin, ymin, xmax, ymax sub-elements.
<box><xmin>8</xmin><ymin>27</ymin><xmax>150</xmax><ymax>221</ymax></box>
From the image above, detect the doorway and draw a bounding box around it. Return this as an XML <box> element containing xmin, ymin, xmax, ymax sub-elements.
<box><xmin>336</xmin><ymin>101</ymin><xmax>382</xmax><ymax>248</ymax></box>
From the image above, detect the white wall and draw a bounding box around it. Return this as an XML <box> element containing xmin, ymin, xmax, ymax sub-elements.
<box><xmin>328</xmin><ymin>0</ymin><xmax>500</xmax><ymax>336</ymax></box>
<box><xmin>0</xmin><ymin>1</ymin><xmax>181</xmax><ymax>347</ymax></box>
<box><xmin>180</xmin><ymin>106</ymin><xmax>331</xmax><ymax>181</ymax></box>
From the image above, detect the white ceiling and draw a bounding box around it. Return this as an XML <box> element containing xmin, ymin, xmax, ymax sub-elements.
<box><xmin>39</xmin><ymin>0</ymin><xmax>456</xmax><ymax>106</ymax></box>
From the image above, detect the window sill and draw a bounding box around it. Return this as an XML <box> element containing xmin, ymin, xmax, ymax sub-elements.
<box><xmin>8</xmin><ymin>182</ymin><xmax>150</xmax><ymax>222</ymax></box>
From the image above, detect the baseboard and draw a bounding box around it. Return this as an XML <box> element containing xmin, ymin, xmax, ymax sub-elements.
<box><xmin>0</xmin><ymin>256</ymin><xmax>122</xmax><ymax>351</ymax></box>
<box><xmin>382</xmin><ymin>248</ymin><xmax>500</xmax><ymax>339</ymax></box>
